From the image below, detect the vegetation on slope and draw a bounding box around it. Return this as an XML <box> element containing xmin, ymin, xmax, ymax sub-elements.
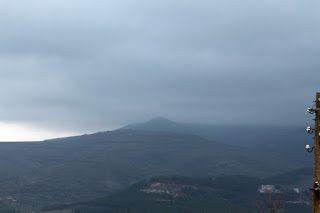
<box><xmin>44</xmin><ymin>173</ymin><xmax>311</xmax><ymax>213</ymax></box>
<box><xmin>0</xmin><ymin>130</ymin><xmax>300</xmax><ymax>207</ymax></box>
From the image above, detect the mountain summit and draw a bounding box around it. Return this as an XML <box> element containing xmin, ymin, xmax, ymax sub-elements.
<box><xmin>121</xmin><ymin>117</ymin><xmax>191</xmax><ymax>133</ymax></box>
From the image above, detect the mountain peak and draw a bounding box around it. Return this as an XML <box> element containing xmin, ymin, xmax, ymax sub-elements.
<box><xmin>121</xmin><ymin>117</ymin><xmax>190</xmax><ymax>133</ymax></box>
<box><xmin>146</xmin><ymin>117</ymin><xmax>175</xmax><ymax>124</ymax></box>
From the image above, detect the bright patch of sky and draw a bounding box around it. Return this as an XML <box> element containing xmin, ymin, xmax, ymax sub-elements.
<box><xmin>0</xmin><ymin>122</ymin><xmax>79</xmax><ymax>141</ymax></box>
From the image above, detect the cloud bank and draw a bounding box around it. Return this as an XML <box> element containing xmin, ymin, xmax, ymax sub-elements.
<box><xmin>0</xmin><ymin>0</ymin><xmax>319</xmax><ymax>139</ymax></box>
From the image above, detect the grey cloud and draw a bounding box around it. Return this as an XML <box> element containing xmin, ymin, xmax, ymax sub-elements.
<box><xmin>0</xmin><ymin>0</ymin><xmax>319</xmax><ymax>133</ymax></box>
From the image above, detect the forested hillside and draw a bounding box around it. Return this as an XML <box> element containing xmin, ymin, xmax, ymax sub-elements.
<box><xmin>0</xmin><ymin>129</ymin><xmax>303</xmax><ymax>208</ymax></box>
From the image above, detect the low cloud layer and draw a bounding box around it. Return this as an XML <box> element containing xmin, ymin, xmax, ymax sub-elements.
<box><xmin>0</xmin><ymin>0</ymin><xmax>319</xmax><ymax>136</ymax></box>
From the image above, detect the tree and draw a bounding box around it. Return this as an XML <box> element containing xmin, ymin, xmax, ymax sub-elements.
<box><xmin>256</xmin><ymin>192</ymin><xmax>285</xmax><ymax>213</ymax></box>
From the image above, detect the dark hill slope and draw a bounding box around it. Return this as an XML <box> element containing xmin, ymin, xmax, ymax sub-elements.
<box><xmin>0</xmin><ymin>130</ymin><xmax>301</xmax><ymax>207</ymax></box>
<box><xmin>122</xmin><ymin>118</ymin><xmax>311</xmax><ymax>164</ymax></box>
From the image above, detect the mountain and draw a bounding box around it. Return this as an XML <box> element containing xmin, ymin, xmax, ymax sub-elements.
<box><xmin>0</xmin><ymin>129</ymin><xmax>303</xmax><ymax>209</ymax></box>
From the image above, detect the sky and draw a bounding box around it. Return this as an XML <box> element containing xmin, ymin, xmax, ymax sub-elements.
<box><xmin>0</xmin><ymin>0</ymin><xmax>319</xmax><ymax>141</ymax></box>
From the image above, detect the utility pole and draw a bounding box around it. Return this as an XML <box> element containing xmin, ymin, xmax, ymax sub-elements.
<box><xmin>313</xmin><ymin>92</ymin><xmax>320</xmax><ymax>213</ymax></box>
<box><xmin>307</xmin><ymin>92</ymin><xmax>320</xmax><ymax>212</ymax></box>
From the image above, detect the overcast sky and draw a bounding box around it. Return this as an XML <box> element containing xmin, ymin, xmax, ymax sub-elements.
<box><xmin>0</xmin><ymin>0</ymin><xmax>319</xmax><ymax>141</ymax></box>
